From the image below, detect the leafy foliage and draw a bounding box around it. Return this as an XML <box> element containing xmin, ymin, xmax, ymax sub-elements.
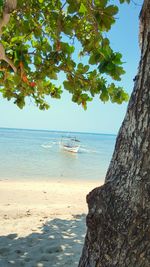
<box><xmin>0</xmin><ymin>0</ymin><xmax>4</xmax><ymax>17</ymax></box>
<box><xmin>0</xmin><ymin>0</ymin><xmax>130</xmax><ymax>110</ymax></box>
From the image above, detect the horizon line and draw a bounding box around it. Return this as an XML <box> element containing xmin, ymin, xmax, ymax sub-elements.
<box><xmin>0</xmin><ymin>126</ymin><xmax>117</xmax><ymax>136</ymax></box>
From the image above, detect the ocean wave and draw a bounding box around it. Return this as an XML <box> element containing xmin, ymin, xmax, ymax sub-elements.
<box><xmin>41</xmin><ymin>144</ymin><xmax>52</xmax><ymax>148</ymax></box>
<box><xmin>79</xmin><ymin>147</ymin><xmax>99</xmax><ymax>154</ymax></box>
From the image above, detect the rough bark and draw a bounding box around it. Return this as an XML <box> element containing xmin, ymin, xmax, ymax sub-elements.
<box><xmin>79</xmin><ymin>0</ymin><xmax>150</xmax><ymax>266</ymax></box>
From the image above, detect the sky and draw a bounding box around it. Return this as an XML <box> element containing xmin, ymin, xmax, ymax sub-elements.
<box><xmin>0</xmin><ymin>1</ymin><xmax>143</xmax><ymax>134</ymax></box>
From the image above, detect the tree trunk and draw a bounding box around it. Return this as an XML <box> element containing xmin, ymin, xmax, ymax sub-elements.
<box><xmin>79</xmin><ymin>0</ymin><xmax>150</xmax><ymax>266</ymax></box>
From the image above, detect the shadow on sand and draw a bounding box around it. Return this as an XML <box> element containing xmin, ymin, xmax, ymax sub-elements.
<box><xmin>0</xmin><ymin>214</ymin><xmax>86</xmax><ymax>267</ymax></box>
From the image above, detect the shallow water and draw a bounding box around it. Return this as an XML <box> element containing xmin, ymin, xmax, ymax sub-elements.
<box><xmin>0</xmin><ymin>128</ymin><xmax>116</xmax><ymax>183</ymax></box>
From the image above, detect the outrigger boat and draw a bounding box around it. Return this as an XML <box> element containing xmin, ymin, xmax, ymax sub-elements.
<box><xmin>60</xmin><ymin>136</ymin><xmax>80</xmax><ymax>153</ymax></box>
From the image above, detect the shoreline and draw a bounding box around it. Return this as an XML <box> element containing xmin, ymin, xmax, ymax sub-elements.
<box><xmin>0</xmin><ymin>178</ymin><xmax>102</xmax><ymax>267</ymax></box>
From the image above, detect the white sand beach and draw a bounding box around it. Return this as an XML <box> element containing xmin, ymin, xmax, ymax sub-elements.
<box><xmin>0</xmin><ymin>179</ymin><xmax>101</xmax><ymax>267</ymax></box>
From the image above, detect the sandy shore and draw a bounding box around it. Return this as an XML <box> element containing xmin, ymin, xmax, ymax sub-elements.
<box><xmin>0</xmin><ymin>179</ymin><xmax>101</xmax><ymax>267</ymax></box>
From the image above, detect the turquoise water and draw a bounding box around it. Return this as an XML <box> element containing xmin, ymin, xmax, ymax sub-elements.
<box><xmin>0</xmin><ymin>128</ymin><xmax>116</xmax><ymax>183</ymax></box>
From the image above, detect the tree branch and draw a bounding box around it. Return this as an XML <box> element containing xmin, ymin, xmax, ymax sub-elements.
<box><xmin>0</xmin><ymin>0</ymin><xmax>17</xmax><ymax>72</ymax></box>
<box><xmin>0</xmin><ymin>43</ymin><xmax>17</xmax><ymax>72</ymax></box>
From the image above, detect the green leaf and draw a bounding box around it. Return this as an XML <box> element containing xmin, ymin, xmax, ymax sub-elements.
<box><xmin>79</xmin><ymin>3</ymin><xmax>87</xmax><ymax>14</ymax></box>
<box><xmin>63</xmin><ymin>81</ymin><xmax>74</xmax><ymax>92</ymax></box>
<box><xmin>14</xmin><ymin>96</ymin><xmax>25</xmax><ymax>109</ymax></box>
<box><xmin>94</xmin><ymin>0</ymin><xmax>108</xmax><ymax>8</ymax></box>
<box><xmin>67</xmin><ymin>1</ymin><xmax>80</xmax><ymax>13</ymax></box>
<box><xmin>83</xmin><ymin>65</ymin><xmax>89</xmax><ymax>73</ymax></box>
<box><xmin>100</xmin><ymin>90</ymin><xmax>109</xmax><ymax>102</ymax></box>
<box><xmin>34</xmin><ymin>56</ymin><xmax>42</xmax><ymax>65</ymax></box>
<box><xmin>0</xmin><ymin>71</ymin><xmax>4</xmax><ymax>78</ymax></box>
<box><xmin>89</xmin><ymin>54</ymin><xmax>97</xmax><ymax>65</ymax></box>
<box><xmin>105</xmin><ymin>5</ymin><xmax>118</xmax><ymax>16</ymax></box>
<box><xmin>11</xmin><ymin>36</ymin><xmax>26</xmax><ymax>43</ymax></box>
<box><xmin>48</xmin><ymin>71</ymin><xmax>57</xmax><ymax>80</ymax></box>
<box><xmin>112</xmin><ymin>53</ymin><xmax>123</xmax><ymax>65</ymax></box>
<box><xmin>0</xmin><ymin>0</ymin><xmax>4</xmax><ymax>7</ymax></box>
<box><xmin>60</xmin><ymin>42</ymin><xmax>75</xmax><ymax>54</ymax></box>
<box><xmin>119</xmin><ymin>0</ymin><xmax>130</xmax><ymax>3</ymax></box>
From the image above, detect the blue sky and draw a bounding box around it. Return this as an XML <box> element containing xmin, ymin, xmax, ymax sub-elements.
<box><xmin>0</xmin><ymin>1</ymin><xmax>143</xmax><ymax>134</ymax></box>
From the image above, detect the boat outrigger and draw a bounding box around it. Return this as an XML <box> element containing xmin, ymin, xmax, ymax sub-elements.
<box><xmin>60</xmin><ymin>136</ymin><xmax>80</xmax><ymax>153</ymax></box>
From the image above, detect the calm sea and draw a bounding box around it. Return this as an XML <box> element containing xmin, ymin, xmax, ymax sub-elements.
<box><xmin>0</xmin><ymin>128</ymin><xmax>116</xmax><ymax>183</ymax></box>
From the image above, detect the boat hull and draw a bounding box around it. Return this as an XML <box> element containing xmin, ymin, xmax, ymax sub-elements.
<box><xmin>60</xmin><ymin>136</ymin><xmax>80</xmax><ymax>153</ymax></box>
<box><xmin>62</xmin><ymin>145</ymin><xmax>80</xmax><ymax>153</ymax></box>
